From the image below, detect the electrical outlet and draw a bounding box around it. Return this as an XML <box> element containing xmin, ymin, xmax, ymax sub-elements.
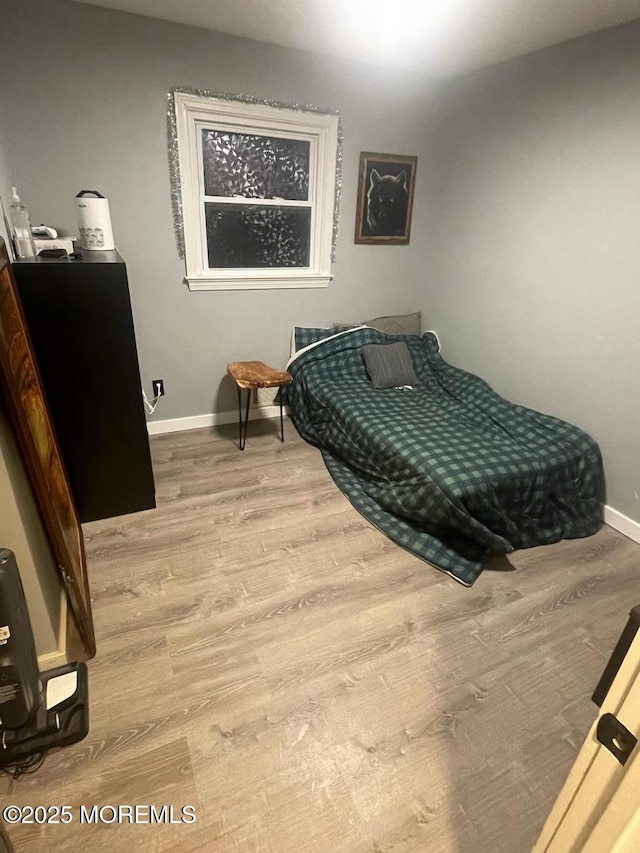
<box><xmin>152</xmin><ymin>379</ymin><xmax>165</xmax><ymax>398</ymax></box>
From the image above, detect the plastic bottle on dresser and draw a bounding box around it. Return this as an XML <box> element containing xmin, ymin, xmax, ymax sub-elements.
<box><xmin>9</xmin><ymin>186</ymin><xmax>36</xmax><ymax>258</ymax></box>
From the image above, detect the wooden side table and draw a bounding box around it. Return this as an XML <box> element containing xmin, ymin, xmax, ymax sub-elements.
<box><xmin>226</xmin><ymin>361</ymin><xmax>293</xmax><ymax>450</ymax></box>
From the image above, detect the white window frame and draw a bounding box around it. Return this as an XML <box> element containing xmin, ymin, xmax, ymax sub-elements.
<box><xmin>174</xmin><ymin>92</ymin><xmax>338</xmax><ymax>291</ymax></box>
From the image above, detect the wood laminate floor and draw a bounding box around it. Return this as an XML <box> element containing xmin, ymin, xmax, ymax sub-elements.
<box><xmin>3</xmin><ymin>421</ymin><xmax>639</xmax><ymax>852</ymax></box>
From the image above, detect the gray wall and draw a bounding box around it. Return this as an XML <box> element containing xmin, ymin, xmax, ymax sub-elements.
<box><xmin>430</xmin><ymin>22</ymin><xmax>640</xmax><ymax>521</ymax></box>
<box><xmin>0</xmin><ymin>0</ymin><xmax>439</xmax><ymax>420</ymax></box>
<box><xmin>0</xmin><ymin>117</ymin><xmax>12</xmax><ymax>248</ymax></box>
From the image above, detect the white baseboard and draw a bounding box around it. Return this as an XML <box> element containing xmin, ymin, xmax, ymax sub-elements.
<box><xmin>37</xmin><ymin>575</ymin><xmax>69</xmax><ymax>671</ymax></box>
<box><xmin>147</xmin><ymin>405</ymin><xmax>282</xmax><ymax>436</ymax></box>
<box><xmin>37</xmin><ymin>648</ymin><xmax>69</xmax><ymax>671</ymax></box>
<box><xmin>603</xmin><ymin>505</ymin><xmax>640</xmax><ymax>546</ymax></box>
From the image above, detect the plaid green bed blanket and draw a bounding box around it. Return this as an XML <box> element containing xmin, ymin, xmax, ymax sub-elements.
<box><xmin>283</xmin><ymin>328</ymin><xmax>603</xmax><ymax>585</ymax></box>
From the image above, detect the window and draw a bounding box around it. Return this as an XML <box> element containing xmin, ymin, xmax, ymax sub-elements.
<box><xmin>173</xmin><ymin>91</ymin><xmax>340</xmax><ymax>291</ymax></box>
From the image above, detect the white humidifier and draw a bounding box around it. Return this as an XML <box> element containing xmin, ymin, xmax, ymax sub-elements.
<box><xmin>75</xmin><ymin>190</ymin><xmax>115</xmax><ymax>250</ymax></box>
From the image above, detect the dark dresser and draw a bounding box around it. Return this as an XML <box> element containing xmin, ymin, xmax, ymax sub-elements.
<box><xmin>13</xmin><ymin>251</ymin><xmax>156</xmax><ymax>522</ymax></box>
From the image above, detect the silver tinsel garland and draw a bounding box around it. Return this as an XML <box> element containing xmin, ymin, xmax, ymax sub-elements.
<box><xmin>167</xmin><ymin>86</ymin><xmax>343</xmax><ymax>262</ymax></box>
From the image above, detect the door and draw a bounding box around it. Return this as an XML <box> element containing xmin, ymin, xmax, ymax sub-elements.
<box><xmin>534</xmin><ymin>611</ymin><xmax>640</xmax><ymax>852</ymax></box>
<box><xmin>0</xmin><ymin>239</ymin><xmax>95</xmax><ymax>657</ymax></box>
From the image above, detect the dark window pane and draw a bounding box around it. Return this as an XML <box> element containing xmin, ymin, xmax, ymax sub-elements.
<box><xmin>201</xmin><ymin>130</ymin><xmax>310</xmax><ymax>200</ymax></box>
<box><xmin>205</xmin><ymin>203</ymin><xmax>311</xmax><ymax>268</ymax></box>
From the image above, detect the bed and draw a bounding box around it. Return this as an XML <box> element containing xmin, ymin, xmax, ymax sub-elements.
<box><xmin>282</xmin><ymin>326</ymin><xmax>604</xmax><ymax>585</ymax></box>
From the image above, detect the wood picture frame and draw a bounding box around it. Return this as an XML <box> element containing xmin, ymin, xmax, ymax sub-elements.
<box><xmin>0</xmin><ymin>239</ymin><xmax>95</xmax><ymax>657</ymax></box>
<box><xmin>354</xmin><ymin>151</ymin><xmax>417</xmax><ymax>245</ymax></box>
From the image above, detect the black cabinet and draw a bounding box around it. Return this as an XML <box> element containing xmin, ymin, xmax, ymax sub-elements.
<box><xmin>13</xmin><ymin>251</ymin><xmax>156</xmax><ymax>522</ymax></box>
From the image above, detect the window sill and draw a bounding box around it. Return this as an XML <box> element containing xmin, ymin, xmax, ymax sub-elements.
<box><xmin>185</xmin><ymin>273</ymin><xmax>332</xmax><ymax>291</ymax></box>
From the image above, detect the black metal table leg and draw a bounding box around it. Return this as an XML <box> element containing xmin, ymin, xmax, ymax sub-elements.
<box><xmin>237</xmin><ymin>386</ymin><xmax>251</xmax><ymax>450</ymax></box>
<box><xmin>279</xmin><ymin>394</ymin><xmax>285</xmax><ymax>442</ymax></box>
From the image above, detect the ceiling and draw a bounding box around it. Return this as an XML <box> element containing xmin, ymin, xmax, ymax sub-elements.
<box><xmin>71</xmin><ymin>0</ymin><xmax>640</xmax><ymax>77</ymax></box>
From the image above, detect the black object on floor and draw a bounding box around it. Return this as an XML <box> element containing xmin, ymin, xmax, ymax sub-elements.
<box><xmin>0</xmin><ymin>549</ymin><xmax>90</xmax><ymax>773</ymax></box>
<box><xmin>1</xmin><ymin>663</ymin><xmax>90</xmax><ymax>771</ymax></box>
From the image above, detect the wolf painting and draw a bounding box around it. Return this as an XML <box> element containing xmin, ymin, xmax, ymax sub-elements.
<box><xmin>365</xmin><ymin>170</ymin><xmax>408</xmax><ymax>237</ymax></box>
<box><xmin>355</xmin><ymin>153</ymin><xmax>417</xmax><ymax>244</ymax></box>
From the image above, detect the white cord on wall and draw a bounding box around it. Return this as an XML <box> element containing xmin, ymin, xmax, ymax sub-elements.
<box><xmin>142</xmin><ymin>389</ymin><xmax>162</xmax><ymax>416</ymax></box>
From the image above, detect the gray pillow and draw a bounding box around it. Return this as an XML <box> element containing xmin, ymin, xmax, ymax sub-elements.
<box><xmin>363</xmin><ymin>312</ymin><xmax>421</xmax><ymax>336</ymax></box>
<box><xmin>362</xmin><ymin>342</ymin><xmax>417</xmax><ymax>389</ymax></box>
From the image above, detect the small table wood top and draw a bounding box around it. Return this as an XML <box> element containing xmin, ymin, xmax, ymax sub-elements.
<box><xmin>227</xmin><ymin>360</ymin><xmax>293</xmax><ymax>390</ymax></box>
<box><xmin>227</xmin><ymin>361</ymin><xmax>292</xmax><ymax>450</ymax></box>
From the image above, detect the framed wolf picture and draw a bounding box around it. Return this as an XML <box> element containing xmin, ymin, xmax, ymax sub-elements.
<box><xmin>354</xmin><ymin>152</ymin><xmax>417</xmax><ymax>244</ymax></box>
